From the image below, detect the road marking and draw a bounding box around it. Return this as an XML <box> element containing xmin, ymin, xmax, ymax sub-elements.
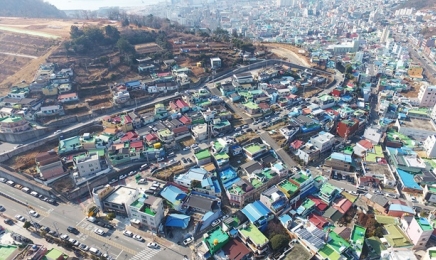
<box><xmin>76</xmin><ymin>217</ymin><xmax>86</xmax><ymax>226</ymax></box>
<box><xmin>116</xmin><ymin>250</ymin><xmax>124</xmax><ymax>259</ymax></box>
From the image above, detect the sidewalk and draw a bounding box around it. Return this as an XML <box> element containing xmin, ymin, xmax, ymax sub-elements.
<box><xmin>0</xmin><ymin>214</ymin><xmax>72</xmax><ymax>257</ymax></box>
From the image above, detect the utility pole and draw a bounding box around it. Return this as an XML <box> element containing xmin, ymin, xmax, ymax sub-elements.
<box><xmin>53</xmin><ymin>221</ymin><xmax>60</xmax><ymax>236</ymax></box>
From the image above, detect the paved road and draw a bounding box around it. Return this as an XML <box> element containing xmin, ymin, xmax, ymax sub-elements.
<box><xmin>259</xmin><ymin>131</ymin><xmax>297</xmax><ymax>168</ymax></box>
<box><xmin>0</xmin><ymin>181</ymin><xmax>191</xmax><ymax>260</ymax></box>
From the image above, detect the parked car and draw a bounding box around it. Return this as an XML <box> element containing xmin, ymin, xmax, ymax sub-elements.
<box><xmin>29</xmin><ymin>210</ymin><xmax>39</xmax><ymax>218</ymax></box>
<box><xmin>212</xmin><ymin>219</ymin><xmax>221</xmax><ymax>227</ymax></box>
<box><xmin>67</xmin><ymin>226</ymin><xmax>79</xmax><ymax>234</ymax></box>
<box><xmin>0</xmin><ymin>178</ymin><xmax>6</xmax><ymax>183</ymax></box>
<box><xmin>94</xmin><ymin>228</ymin><xmax>105</xmax><ymax>236</ymax></box>
<box><xmin>147</xmin><ymin>242</ymin><xmax>159</xmax><ymax>249</ymax></box>
<box><xmin>157</xmin><ymin>157</ymin><xmax>164</xmax><ymax>162</ymax></box>
<box><xmin>79</xmin><ymin>243</ymin><xmax>89</xmax><ymax>251</ymax></box>
<box><xmin>123</xmin><ymin>230</ymin><xmax>133</xmax><ymax>237</ymax></box>
<box><xmin>138</xmin><ymin>179</ymin><xmax>147</xmax><ymax>184</ymax></box>
<box><xmin>54</xmin><ymin>130</ymin><xmax>62</xmax><ymax>135</ymax></box>
<box><xmin>183</xmin><ymin>237</ymin><xmax>194</xmax><ymax>246</ymax></box>
<box><xmin>15</xmin><ymin>215</ymin><xmax>26</xmax><ymax>222</ymax></box>
<box><xmin>47</xmin><ymin>199</ymin><xmax>57</xmax><ymax>205</ymax></box>
<box><xmin>183</xmin><ymin>147</ymin><xmax>190</xmax><ymax>151</ymax></box>
<box><xmin>3</xmin><ymin>218</ymin><xmax>13</xmax><ymax>225</ymax></box>
<box><xmin>87</xmin><ymin>217</ymin><xmax>96</xmax><ymax>223</ymax></box>
<box><xmin>108</xmin><ymin>179</ymin><xmax>117</xmax><ymax>184</ymax></box>
<box><xmin>133</xmin><ymin>234</ymin><xmax>144</xmax><ymax>242</ymax></box>
<box><xmin>0</xmin><ymin>205</ymin><xmax>4</xmax><ymax>211</ymax></box>
<box><xmin>60</xmin><ymin>234</ymin><xmax>69</xmax><ymax>240</ymax></box>
<box><xmin>48</xmin><ymin>230</ymin><xmax>59</xmax><ymax>237</ymax></box>
<box><xmin>128</xmin><ymin>170</ymin><xmax>137</xmax><ymax>176</ymax></box>
<box><xmin>386</xmin><ymin>193</ymin><xmax>398</xmax><ymax>199</ymax></box>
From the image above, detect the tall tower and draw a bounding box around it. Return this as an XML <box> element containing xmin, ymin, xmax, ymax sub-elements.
<box><xmin>380</xmin><ymin>26</ymin><xmax>390</xmax><ymax>44</ymax></box>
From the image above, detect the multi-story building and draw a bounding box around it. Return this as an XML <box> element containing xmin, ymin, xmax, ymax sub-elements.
<box><xmin>310</xmin><ymin>132</ymin><xmax>335</xmax><ymax>153</ymax></box>
<box><xmin>423</xmin><ymin>135</ymin><xmax>436</xmax><ymax>158</ymax></box>
<box><xmin>93</xmin><ymin>185</ymin><xmax>140</xmax><ymax>216</ymax></box>
<box><xmin>73</xmin><ymin>152</ymin><xmax>102</xmax><ymax>177</ymax></box>
<box><xmin>417</xmin><ymin>84</ymin><xmax>436</xmax><ymax>107</ymax></box>
<box><xmin>405</xmin><ymin>217</ymin><xmax>433</xmax><ymax>249</ymax></box>
<box><xmin>0</xmin><ymin>116</ymin><xmax>31</xmax><ymax>133</ymax></box>
<box><xmin>243</xmin><ymin>142</ymin><xmax>269</xmax><ymax>160</ymax></box>
<box><xmin>259</xmin><ymin>185</ymin><xmax>288</xmax><ymax>215</ymax></box>
<box><xmin>129</xmin><ymin>194</ymin><xmax>164</xmax><ymax>232</ymax></box>
<box><xmin>319</xmin><ymin>182</ymin><xmax>340</xmax><ymax>204</ymax></box>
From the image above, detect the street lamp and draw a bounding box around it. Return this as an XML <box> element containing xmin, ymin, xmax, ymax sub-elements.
<box><xmin>53</xmin><ymin>221</ymin><xmax>60</xmax><ymax>236</ymax></box>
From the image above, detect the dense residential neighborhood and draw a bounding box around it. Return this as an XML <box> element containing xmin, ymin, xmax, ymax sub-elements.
<box><xmin>1</xmin><ymin>0</ymin><xmax>436</xmax><ymax>259</ymax></box>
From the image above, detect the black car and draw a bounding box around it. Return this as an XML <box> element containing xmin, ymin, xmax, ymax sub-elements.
<box><xmin>67</xmin><ymin>226</ymin><xmax>79</xmax><ymax>234</ymax></box>
<box><xmin>40</xmin><ymin>226</ymin><xmax>50</xmax><ymax>233</ymax></box>
<box><xmin>48</xmin><ymin>230</ymin><xmax>59</xmax><ymax>237</ymax></box>
<box><xmin>104</xmin><ymin>224</ymin><xmax>114</xmax><ymax>230</ymax></box>
<box><xmin>47</xmin><ymin>199</ymin><xmax>57</xmax><ymax>205</ymax></box>
<box><xmin>3</xmin><ymin>218</ymin><xmax>13</xmax><ymax>225</ymax></box>
<box><xmin>32</xmin><ymin>222</ymin><xmax>41</xmax><ymax>229</ymax></box>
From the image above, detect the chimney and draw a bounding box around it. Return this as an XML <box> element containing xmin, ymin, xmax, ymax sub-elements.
<box><xmin>325</xmin><ymin>228</ymin><xmax>331</xmax><ymax>242</ymax></box>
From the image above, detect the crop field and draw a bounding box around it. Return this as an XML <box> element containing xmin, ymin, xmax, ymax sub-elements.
<box><xmin>0</xmin><ymin>31</ymin><xmax>56</xmax><ymax>89</ymax></box>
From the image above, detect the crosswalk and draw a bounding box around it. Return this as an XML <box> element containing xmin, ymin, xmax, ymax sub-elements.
<box><xmin>130</xmin><ymin>247</ymin><xmax>161</xmax><ymax>260</ymax></box>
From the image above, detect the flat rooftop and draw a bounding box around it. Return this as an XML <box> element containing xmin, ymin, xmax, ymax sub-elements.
<box><xmin>105</xmin><ymin>186</ymin><xmax>137</xmax><ymax>205</ymax></box>
<box><xmin>365</xmin><ymin>163</ymin><xmax>395</xmax><ymax>180</ymax></box>
<box><xmin>401</xmin><ymin>117</ymin><xmax>436</xmax><ymax>132</ymax></box>
<box><xmin>239</xmin><ymin>223</ymin><xmax>268</xmax><ymax>246</ymax></box>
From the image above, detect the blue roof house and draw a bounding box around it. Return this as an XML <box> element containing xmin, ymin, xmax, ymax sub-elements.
<box><xmin>241</xmin><ymin>200</ymin><xmax>273</xmax><ymax>231</ymax></box>
<box><xmin>165</xmin><ymin>214</ymin><xmax>190</xmax><ymax>229</ymax></box>
<box><xmin>160</xmin><ymin>185</ymin><xmax>187</xmax><ymax>211</ymax></box>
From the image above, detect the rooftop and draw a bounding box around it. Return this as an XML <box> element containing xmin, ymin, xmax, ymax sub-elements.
<box><xmin>105</xmin><ymin>186</ymin><xmax>137</xmax><ymax>205</ymax></box>
<box><xmin>384</xmin><ymin>224</ymin><xmax>412</xmax><ymax>248</ymax></box>
<box><xmin>239</xmin><ymin>223</ymin><xmax>268</xmax><ymax>246</ymax></box>
<box><xmin>204</xmin><ymin>227</ymin><xmax>230</xmax><ymax>254</ymax></box>
<box><xmin>401</xmin><ymin>117</ymin><xmax>436</xmax><ymax>132</ymax></box>
<box><xmin>244</xmin><ymin>143</ymin><xmax>267</xmax><ymax>154</ymax></box>
<box><xmin>320</xmin><ymin>182</ymin><xmax>338</xmax><ymax>196</ymax></box>
<box><xmin>416</xmin><ymin>217</ymin><xmax>433</xmax><ymax>232</ymax></box>
<box><xmin>278</xmin><ymin>180</ymin><xmax>299</xmax><ymax>197</ymax></box>
<box><xmin>195</xmin><ymin>149</ymin><xmax>211</xmax><ymax>160</ymax></box>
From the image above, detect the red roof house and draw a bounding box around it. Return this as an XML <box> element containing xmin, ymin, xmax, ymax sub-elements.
<box><xmin>308</xmin><ymin>195</ymin><xmax>329</xmax><ymax>212</ymax></box>
<box><xmin>333</xmin><ymin>198</ymin><xmax>353</xmax><ymax>214</ymax></box>
<box><xmin>308</xmin><ymin>213</ymin><xmax>329</xmax><ymax>229</ymax></box>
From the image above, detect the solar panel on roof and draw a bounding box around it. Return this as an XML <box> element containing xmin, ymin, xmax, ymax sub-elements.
<box><xmin>307</xmin><ymin>236</ymin><xmax>325</xmax><ymax>250</ymax></box>
<box><xmin>312</xmin><ymin>228</ymin><xmax>326</xmax><ymax>239</ymax></box>
<box><xmin>298</xmin><ymin>229</ymin><xmax>312</xmax><ymax>240</ymax></box>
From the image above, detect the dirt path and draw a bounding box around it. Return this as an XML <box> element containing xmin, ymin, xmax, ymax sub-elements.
<box><xmin>0</xmin><ymin>52</ymin><xmax>38</xmax><ymax>59</ymax></box>
<box><xmin>262</xmin><ymin>43</ymin><xmax>311</xmax><ymax>67</ymax></box>
<box><xmin>269</xmin><ymin>47</ymin><xmax>310</xmax><ymax>67</ymax></box>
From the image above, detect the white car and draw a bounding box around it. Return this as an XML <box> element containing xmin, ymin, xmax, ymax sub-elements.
<box><xmin>133</xmin><ymin>234</ymin><xmax>144</xmax><ymax>242</ymax></box>
<box><xmin>123</xmin><ymin>230</ymin><xmax>133</xmax><ymax>237</ymax></box>
<box><xmin>212</xmin><ymin>219</ymin><xmax>221</xmax><ymax>227</ymax></box>
<box><xmin>29</xmin><ymin>210</ymin><xmax>39</xmax><ymax>218</ymax></box>
<box><xmin>60</xmin><ymin>234</ymin><xmax>69</xmax><ymax>240</ymax></box>
<box><xmin>183</xmin><ymin>147</ymin><xmax>190</xmax><ymax>151</ymax></box>
<box><xmin>128</xmin><ymin>170</ymin><xmax>137</xmax><ymax>176</ymax></box>
<box><xmin>15</xmin><ymin>215</ymin><xmax>26</xmax><ymax>222</ymax></box>
<box><xmin>183</xmin><ymin>237</ymin><xmax>194</xmax><ymax>246</ymax></box>
<box><xmin>87</xmin><ymin>217</ymin><xmax>96</xmax><ymax>223</ymax></box>
<box><xmin>54</xmin><ymin>130</ymin><xmax>62</xmax><ymax>135</ymax></box>
<box><xmin>94</xmin><ymin>228</ymin><xmax>105</xmax><ymax>236</ymax></box>
<box><xmin>147</xmin><ymin>242</ymin><xmax>159</xmax><ymax>249</ymax></box>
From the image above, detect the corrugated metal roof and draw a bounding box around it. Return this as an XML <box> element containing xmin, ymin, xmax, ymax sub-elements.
<box><xmin>389</xmin><ymin>204</ymin><xmax>414</xmax><ymax>214</ymax></box>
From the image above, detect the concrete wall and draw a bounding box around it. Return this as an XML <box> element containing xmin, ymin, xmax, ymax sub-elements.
<box><xmin>0</xmin><ymin>166</ymin><xmax>52</xmax><ymax>197</ymax></box>
<box><xmin>66</xmin><ymin>175</ymin><xmax>109</xmax><ymax>200</ymax></box>
<box><xmin>0</xmin><ymin>128</ymin><xmax>50</xmax><ymax>143</ymax></box>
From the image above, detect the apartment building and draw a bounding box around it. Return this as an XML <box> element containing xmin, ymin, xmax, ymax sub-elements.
<box><xmin>129</xmin><ymin>194</ymin><xmax>164</xmax><ymax>232</ymax></box>
<box><xmin>417</xmin><ymin>84</ymin><xmax>436</xmax><ymax>107</ymax></box>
